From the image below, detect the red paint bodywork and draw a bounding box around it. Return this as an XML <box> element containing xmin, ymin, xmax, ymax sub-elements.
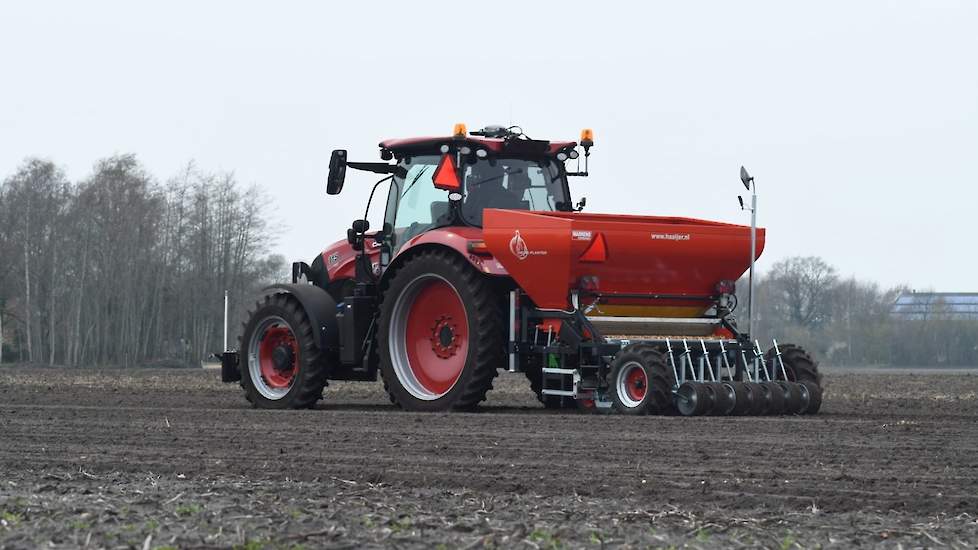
<box><xmin>482</xmin><ymin>209</ymin><xmax>764</xmax><ymax>312</ymax></box>
<box><xmin>321</xmin><ymin>226</ymin><xmax>508</xmax><ymax>284</ymax></box>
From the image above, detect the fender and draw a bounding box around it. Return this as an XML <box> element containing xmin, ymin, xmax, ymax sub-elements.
<box><xmin>264</xmin><ymin>283</ymin><xmax>339</xmax><ymax>355</ymax></box>
<box><xmin>383</xmin><ymin>226</ymin><xmax>510</xmax><ymax>283</ymax></box>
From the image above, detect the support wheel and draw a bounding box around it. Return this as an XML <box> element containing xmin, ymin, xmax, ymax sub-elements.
<box><xmin>378</xmin><ymin>250</ymin><xmax>502</xmax><ymax>411</ymax></box>
<box><xmin>609</xmin><ymin>344</ymin><xmax>675</xmax><ymax>415</ymax></box>
<box><xmin>240</xmin><ymin>293</ymin><xmax>331</xmax><ymax>409</ymax></box>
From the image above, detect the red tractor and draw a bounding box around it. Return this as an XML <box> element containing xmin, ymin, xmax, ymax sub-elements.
<box><xmin>220</xmin><ymin>124</ymin><xmax>823</xmax><ymax>415</ymax></box>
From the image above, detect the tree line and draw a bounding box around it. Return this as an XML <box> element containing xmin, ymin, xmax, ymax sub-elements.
<box><xmin>746</xmin><ymin>256</ymin><xmax>977</xmax><ymax>366</ymax></box>
<box><xmin>1</xmin><ymin>159</ymin><xmax>972</xmax><ymax>367</ymax></box>
<box><xmin>0</xmin><ymin>155</ymin><xmax>284</xmax><ymax>367</ymax></box>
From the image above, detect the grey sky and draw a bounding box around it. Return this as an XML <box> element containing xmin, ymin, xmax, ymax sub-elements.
<box><xmin>2</xmin><ymin>1</ymin><xmax>975</xmax><ymax>291</ymax></box>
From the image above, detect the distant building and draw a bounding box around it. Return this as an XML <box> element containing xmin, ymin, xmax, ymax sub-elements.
<box><xmin>891</xmin><ymin>292</ymin><xmax>978</xmax><ymax>321</ymax></box>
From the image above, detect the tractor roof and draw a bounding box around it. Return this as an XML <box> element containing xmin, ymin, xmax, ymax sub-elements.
<box><xmin>379</xmin><ymin>135</ymin><xmax>576</xmax><ymax>156</ymax></box>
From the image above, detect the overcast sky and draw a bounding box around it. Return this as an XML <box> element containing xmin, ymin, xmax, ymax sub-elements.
<box><xmin>1</xmin><ymin>1</ymin><xmax>975</xmax><ymax>291</ymax></box>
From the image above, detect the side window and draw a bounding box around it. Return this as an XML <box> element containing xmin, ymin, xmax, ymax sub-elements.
<box><xmin>385</xmin><ymin>157</ymin><xmax>449</xmax><ymax>251</ymax></box>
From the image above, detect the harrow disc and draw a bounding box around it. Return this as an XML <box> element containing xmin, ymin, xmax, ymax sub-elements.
<box><xmin>762</xmin><ymin>381</ymin><xmax>787</xmax><ymax>415</ymax></box>
<box><xmin>708</xmin><ymin>382</ymin><xmax>737</xmax><ymax>416</ymax></box>
<box><xmin>746</xmin><ymin>382</ymin><xmax>769</xmax><ymax>415</ymax></box>
<box><xmin>675</xmin><ymin>382</ymin><xmax>713</xmax><ymax>416</ymax></box>
<box><xmin>727</xmin><ymin>381</ymin><xmax>753</xmax><ymax>416</ymax></box>
<box><xmin>799</xmin><ymin>380</ymin><xmax>823</xmax><ymax>414</ymax></box>
<box><xmin>778</xmin><ymin>381</ymin><xmax>806</xmax><ymax>415</ymax></box>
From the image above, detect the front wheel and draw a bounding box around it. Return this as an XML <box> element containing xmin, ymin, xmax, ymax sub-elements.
<box><xmin>378</xmin><ymin>250</ymin><xmax>503</xmax><ymax>411</ymax></box>
<box><xmin>239</xmin><ymin>293</ymin><xmax>330</xmax><ymax>409</ymax></box>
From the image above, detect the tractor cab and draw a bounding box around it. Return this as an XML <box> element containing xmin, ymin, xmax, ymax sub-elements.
<box><xmin>328</xmin><ymin>124</ymin><xmax>592</xmax><ymax>257</ymax></box>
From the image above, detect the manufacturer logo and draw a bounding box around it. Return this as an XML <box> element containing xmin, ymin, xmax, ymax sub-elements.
<box><xmin>510</xmin><ymin>230</ymin><xmax>529</xmax><ymax>260</ymax></box>
<box><xmin>572</xmin><ymin>230</ymin><xmax>593</xmax><ymax>241</ymax></box>
<box><xmin>651</xmin><ymin>233</ymin><xmax>691</xmax><ymax>241</ymax></box>
<box><xmin>327</xmin><ymin>253</ymin><xmax>340</xmax><ymax>266</ymax></box>
<box><xmin>509</xmin><ymin>230</ymin><xmax>547</xmax><ymax>260</ymax></box>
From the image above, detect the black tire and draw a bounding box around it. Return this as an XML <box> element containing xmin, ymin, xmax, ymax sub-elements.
<box><xmin>761</xmin><ymin>381</ymin><xmax>786</xmax><ymax>415</ymax></box>
<box><xmin>609</xmin><ymin>344</ymin><xmax>675</xmax><ymax>415</ymax></box>
<box><xmin>778</xmin><ymin>381</ymin><xmax>806</xmax><ymax>415</ymax></box>
<box><xmin>706</xmin><ymin>382</ymin><xmax>736</xmax><ymax>416</ymax></box>
<box><xmin>239</xmin><ymin>293</ymin><xmax>331</xmax><ymax>409</ymax></box>
<box><xmin>748</xmin><ymin>382</ymin><xmax>770</xmax><ymax>415</ymax></box>
<box><xmin>765</xmin><ymin>344</ymin><xmax>823</xmax><ymax>387</ymax></box>
<box><xmin>799</xmin><ymin>380</ymin><xmax>823</xmax><ymax>414</ymax></box>
<box><xmin>728</xmin><ymin>381</ymin><xmax>753</xmax><ymax>416</ymax></box>
<box><xmin>377</xmin><ymin>250</ymin><xmax>502</xmax><ymax>412</ymax></box>
<box><xmin>675</xmin><ymin>382</ymin><xmax>713</xmax><ymax>416</ymax></box>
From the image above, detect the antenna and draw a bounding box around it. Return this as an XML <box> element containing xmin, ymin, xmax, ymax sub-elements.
<box><xmin>739</xmin><ymin>166</ymin><xmax>758</xmax><ymax>340</ymax></box>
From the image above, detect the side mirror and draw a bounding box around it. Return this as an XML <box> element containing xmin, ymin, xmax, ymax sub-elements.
<box><xmin>739</xmin><ymin>166</ymin><xmax>752</xmax><ymax>190</ymax></box>
<box><xmin>351</xmin><ymin>219</ymin><xmax>370</xmax><ymax>233</ymax></box>
<box><xmin>327</xmin><ymin>150</ymin><xmax>347</xmax><ymax>195</ymax></box>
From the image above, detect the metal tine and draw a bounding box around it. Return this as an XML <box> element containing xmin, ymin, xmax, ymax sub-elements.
<box><xmin>665</xmin><ymin>338</ymin><xmax>681</xmax><ymax>385</ymax></box>
<box><xmin>719</xmin><ymin>340</ymin><xmax>735</xmax><ymax>381</ymax></box>
<box><xmin>754</xmin><ymin>340</ymin><xmax>770</xmax><ymax>381</ymax></box>
<box><xmin>700</xmin><ymin>339</ymin><xmax>717</xmax><ymax>381</ymax></box>
<box><xmin>682</xmin><ymin>339</ymin><xmax>695</xmax><ymax>381</ymax></box>
<box><xmin>739</xmin><ymin>346</ymin><xmax>754</xmax><ymax>382</ymax></box>
<box><xmin>772</xmin><ymin>338</ymin><xmax>790</xmax><ymax>381</ymax></box>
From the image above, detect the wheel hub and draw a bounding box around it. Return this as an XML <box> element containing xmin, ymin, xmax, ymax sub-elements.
<box><xmin>430</xmin><ymin>315</ymin><xmax>460</xmax><ymax>359</ymax></box>
<box><xmin>271</xmin><ymin>345</ymin><xmax>294</xmax><ymax>372</ymax></box>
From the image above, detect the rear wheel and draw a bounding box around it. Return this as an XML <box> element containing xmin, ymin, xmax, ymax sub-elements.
<box><xmin>378</xmin><ymin>250</ymin><xmax>502</xmax><ymax>411</ymax></box>
<box><xmin>240</xmin><ymin>293</ymin><xmax>330</xmax><ymax>409</ymax></box>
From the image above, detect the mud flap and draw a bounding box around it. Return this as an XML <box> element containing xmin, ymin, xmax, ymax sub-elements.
<box><xmin>220</xmin><ymin>351</ymin><xmax>240</xmax><ymax>383</ymax></box>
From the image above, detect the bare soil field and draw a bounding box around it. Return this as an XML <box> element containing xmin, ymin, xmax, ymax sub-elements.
<box><xmin>1</xmin><ymin>366</ymin><xmax>977</xmax><ymax>549</ymax></box>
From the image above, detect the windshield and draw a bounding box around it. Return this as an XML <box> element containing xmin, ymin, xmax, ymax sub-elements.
<box><xmin>460</xmin><ymin>157</ymin><xmax>568</xmax><ymax>226</ymax></box>
<box><xmin>386</xmin><ymin>156</ymin><xmax>569</xmax><ymax>242</ymax></box>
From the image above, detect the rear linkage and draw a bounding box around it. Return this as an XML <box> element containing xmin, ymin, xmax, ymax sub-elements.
<box><xmin>507</xmin><ymin>289</ymin><xmax>823</xmax><ymax>416</ymax></box>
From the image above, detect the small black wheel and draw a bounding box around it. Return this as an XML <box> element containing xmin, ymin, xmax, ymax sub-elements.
<box><xmin>707</xmin><ymin>382</ymin><xmax>736</xmax><ymax>416</ymax></box>
<box><xmin>675</xmin><ymin>382</ymin><xmax>713</xmax><ymax>416</ymax></box>
<box><xmin>762</xmin><ymin>381</ymin><xmax>787</xmax><ymax>415</ymax></box>
<box><xmin>728</xmin><ymin>381</ymin><xmax>753</xmax><ymax>416</ymax></box>
<box><xmin>746</xmin><ymin>382</ymin><xmax>769</xmax><ymax>415</ymax></box>
<box><xmin>777</xmin><ymin>381</ymin><xmax>805</xmax><ymax>414</ymax></box>
<box><xmin>799</xmin><ymin>380</ymin><xmax>823</xmax><ymax>414</ymax></box>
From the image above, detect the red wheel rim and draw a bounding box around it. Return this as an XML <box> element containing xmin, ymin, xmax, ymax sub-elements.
<box><xmin>402</xmin><ymin>278</ymin><xmax>469</xmax><ymax>396</ymax></box>
<box><xmin>258</xmin><ymin>325</ymin><xmax>299</xmax><ymax>389</ymax></box>
<box><xmin>624</xmin><ymin>365</ymin><xmax>648</xmax><ymax>402</ymax></box>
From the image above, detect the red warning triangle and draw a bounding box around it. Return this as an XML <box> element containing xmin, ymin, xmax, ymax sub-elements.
<box><xmin>432</xmin><ymin>153</ymin><xmax>460</xmax><ymax>190</ymax></box>
<box><xmin>579</xmin><ymin>232</ymin><xmax>607</xmax><ymax>263</ymax></box>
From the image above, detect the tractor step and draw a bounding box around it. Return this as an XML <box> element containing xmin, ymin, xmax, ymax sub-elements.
<box><xmin>541</xmin><ymin>367</ymin><xmax>580</xmax><ymax>397</ymax></box>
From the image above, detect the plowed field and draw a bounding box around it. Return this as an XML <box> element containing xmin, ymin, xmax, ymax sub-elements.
<box><xmin>1</xmin><ymin>367</ymin><xmax>977</xmax><ymax>548</ymax></box>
